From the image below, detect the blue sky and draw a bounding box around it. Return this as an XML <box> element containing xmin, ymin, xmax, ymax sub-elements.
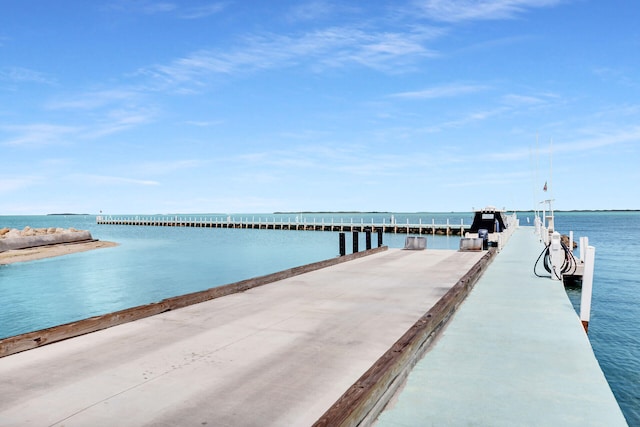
<box><xmin>1</xmin><ymin>1</ymin><xmax>639</xmax><ymax>214</ymax></box>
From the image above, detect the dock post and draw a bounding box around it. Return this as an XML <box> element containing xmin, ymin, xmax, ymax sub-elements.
<box><xmin>377</xmin><ymin>231</ymin><xmax>383</xmax><ymax>247</ymax></box>
<box><xmin>579</xmin><ymin>236</ymin><xmax>588</xmax><ymax>262</ymax></box>
<box><xmin>366</xmin><ymin>231</ymin><xmax>372</xmax><ymax>250</ymax></box>
<box><xmin>549</xmin><ymin>232</ymin><xmax>564</xmax><ymax>280</ymax></box>
<box><xmin>353</xmin><ymin>231</ymin><xmax>359</xmax><ymax>253</ymax></box>
<box><xmin>580</xmin><ymin>245</ymin><xmax>596</xmax><ymax>333</ymax></box>
<box><xmin>339</xmin><ymin>233</ymin><xmax>346</xmax><ymax>257</ymax></box>
<box><xmin>569</xmin><ymin>231</ymin><xmax>574</xmax><ymax>255</ymax></box>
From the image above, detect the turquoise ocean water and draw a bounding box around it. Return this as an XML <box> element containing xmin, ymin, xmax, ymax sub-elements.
<box><xmin>1</xmin><ymin>211</ymin><xmax>638</xmax><ymax>425</ymax></box>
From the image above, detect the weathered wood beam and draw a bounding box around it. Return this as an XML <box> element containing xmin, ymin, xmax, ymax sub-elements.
<box><xmin>0</xmin><ymin>246</ymin><xmax>388</xmax><ymax>358</ymax></box>
<box><xmin>313</xmin><ymin>248</ymin><xmax>496</xmax><ymax>427</ymax></box>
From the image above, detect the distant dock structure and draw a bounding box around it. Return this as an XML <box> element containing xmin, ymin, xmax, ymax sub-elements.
<box><xmin>96</xmin><ymin>215</ymin><xmax>470</xmax><ymax>235</ymax></box>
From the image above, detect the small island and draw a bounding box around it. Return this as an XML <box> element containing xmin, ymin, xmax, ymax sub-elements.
<box><xmin>0</xmin><ymin>226</ymin><xmax>117</xmax><ymax>265</ymax></box>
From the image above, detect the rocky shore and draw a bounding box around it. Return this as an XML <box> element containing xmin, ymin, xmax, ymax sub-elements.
<box><xmin>0</xmin><ymin>226</ymin><xmax>117</xmax><ymax>264</ymax></box>
<box><xmin>1</xmin><ymin>226</ymin><xmax>85</xmax><ymax>239</ymax></box>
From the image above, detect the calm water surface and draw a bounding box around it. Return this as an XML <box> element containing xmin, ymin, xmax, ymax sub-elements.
<box><xmin>1</xmin><ymin>211</ymin><xmax>638</xmax><ymax>424</ymax></box>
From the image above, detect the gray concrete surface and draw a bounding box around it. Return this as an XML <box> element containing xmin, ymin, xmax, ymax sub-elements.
<box><xmin>0</xmin><ymin>248</ymin><xmax>484</xmax><ymax>427</ymax></box>
<box><xmin>375</xmin><ymin>227</ymin><xmax>627</xmax><ymax>427</ymax></box>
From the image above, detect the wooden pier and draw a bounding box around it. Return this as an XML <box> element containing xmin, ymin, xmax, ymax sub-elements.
<box><xmin>96</xmin><ymin>215</ymin><xmax>469</xmax><ymax>235</ymax></box>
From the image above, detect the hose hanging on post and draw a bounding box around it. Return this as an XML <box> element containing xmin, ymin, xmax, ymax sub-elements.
<box><xmin>534</xmin><ymin>240</ymin><xmax>578</xmax><ymax>280</ymax></box>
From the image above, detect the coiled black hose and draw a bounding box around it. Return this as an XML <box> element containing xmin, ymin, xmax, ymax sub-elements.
<box><xmin>534</xmin><ymin>241</ymin><xmax>578</xmax><ymax>280</ymax></box>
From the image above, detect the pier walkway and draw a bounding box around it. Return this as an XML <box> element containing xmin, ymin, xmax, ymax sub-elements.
<box><xmin>375</xmin><ymin>227</ymin><xmax>627</xmax><ymax>426</ymax></box>
<box><xmin>96</xmin><ymin>215</ymin><xmax>469</xmax><ymax>235</ymax></box>
<box><xmin>0</xmin><ymin>227</ymin><xmax>626</xmax><ymax>426</ymax></box>
<box><xmin>0</xmin><ymin>247</ymin><xmax>486</xmax><ymax>426</ymax></box>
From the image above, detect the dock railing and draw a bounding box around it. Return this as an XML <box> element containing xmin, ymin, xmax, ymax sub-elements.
<box><xmin>96</xmin><ymin>215</ymin><xmax>471</xmax><ymax>236</ymax></box>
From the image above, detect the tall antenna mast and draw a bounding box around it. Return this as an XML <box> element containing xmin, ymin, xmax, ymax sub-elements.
<box><xmin>547</xmin><ymin>138</ymin><xmax>555</xmax><ymax>232</ymax></box>
<box><xmin>550</xmin><ymin>138</ymin><xmax>553</xmax><ymax>203</ymax></box>
<box><xmin>536</xmin><ymin>133</ymin><xmax>540</xmax><ymax>219</ymax></box>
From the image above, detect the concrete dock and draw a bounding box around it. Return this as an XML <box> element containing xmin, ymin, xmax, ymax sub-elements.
<box><xmin>375</xmin><ymin>227</ymin><xmax>627</xmax><ymax>426</ymax></box>
<box><xmin>0</xmin><ymin>247</ymin><xmax>485</xmax><ymax>426</ymax></box>
<box><xmin>0</xmin><ymin>227</ymin><xmax>626</xmax><ymax>426</ymax></box>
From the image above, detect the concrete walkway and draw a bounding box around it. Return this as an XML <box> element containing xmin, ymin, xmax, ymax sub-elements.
<box><xmin>375</xmin><ymin>227</ymin><xmax>627</xmax><ymax>426</ymax></box>
<box><xmin>0</xmin><ymin>248</ymin><xmax>484</xmax><ymax>427</ymax></box>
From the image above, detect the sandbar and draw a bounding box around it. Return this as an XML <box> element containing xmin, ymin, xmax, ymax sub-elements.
<box><xmin>0</xmin><ymin>241</ymin><xmax>118</xmax><ymax>265</ymax></box>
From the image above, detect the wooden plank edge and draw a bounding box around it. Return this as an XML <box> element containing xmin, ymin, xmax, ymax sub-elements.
<box><xmin>0</xmin><ymin>245</ymin><xmax>388</xmax><ymax>358</ymax></box>
<box><xmin>313</xmin><ymin>248</ymin><xmax>497</xmax><ymax>427</ymax></box>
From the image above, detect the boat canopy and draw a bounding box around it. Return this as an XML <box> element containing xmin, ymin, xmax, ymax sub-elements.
<box><xmin>469</xmin><ymin>206</ymin><xmax>508</xmax><ymax>233</ymax></box>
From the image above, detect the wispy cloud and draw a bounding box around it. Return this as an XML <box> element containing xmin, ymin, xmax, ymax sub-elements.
<box><xmin>286</xmin><ymin>1</ymin><xmax>337</xmax><ymax>22</ymax></box>
<box><xmin>77</xmin><ymin>174</ymin><xmax>160</xmax><ymax>186</ymax></box>
<box><xmin>134</xmin><ymin>160</ymin><xmax>205</xmax><ymax>175</ymax></box>
<box><xmin>0</xmin><ymin>67</ymin><xmax>55</xmax><ymax>85</ymax></box>
<box><xmin>391</xmin><ymin>83</ymin><xmax>488</xmax><ymax>99</ymax></box>
<box><xmin>183</xmin><ymin>120</ymin><xmax>224</xmax><ymax>127</ymax></box>
<box><xmin>445</xmin><ymin>170</ymin><xmax>530</xmax><ymax>187</ymax></box>
<box><xmin>1</xmin><ymin>105</ymin><xmax>155</xmax><ymax>146</ymax></box>
<box><xmin>84</xmin><ymin>108</ymin><xmax>156</xmax><ymax>139</ymax></box>
<box><xmin>106</xmin><ymin>1</ymin><xmax>176</xmax><ymax>15</ymax></box>
<box><xmin>318</xmin><ymin>27</ymin><xmax>440</xmax><ymax>71</ymax></box>
<box><xmin>424</xmin><ymin>107</ymin><xmax>508</xmax><ymax>132</ymax></box>
<box><xmin>106</xmin><ymin>1</ymin><xmax>227</xmax><ymax>19</ymax></box>
<box><xmin>414</xmin><ymin>0</ymin><xmax>564</xmax><ymax>23</ymax></box>
<box><xmin>42</xmin><ymin>85</ymin><xmax>156</xmax><ymax>140</ymax></box>
<box><xmin>233</xmin><ymin>143</ymin><xmax>440</xmax><ymax>179</ymax></box>
<box><xmin>593</xmin><ymin>67</ymin><xmax>638</xmax><ymax>88</ymax></box>
<box><xmin>139</xmin><ymin>25</ymin><xmax>441</xmax><ymax>89</ymax></box>
<box><xmin>482</xmin><ymin>126</ymin><xmax>640</xmax><ymax>162</ymax></box>
<box><xmin>180</xmin><ymin>3</ymin><xmax>227</xmax><ymax>19</ymax></box>
<box><xmin>556</xmin><ymin>127</ymin><xmax>640</xmax><ymax>152</ymax></box>
<box><xmin>46</xmin><ymin>89</ymin><xmax>141</xmax><ymax>110</ymax></box>
<box><xmin>143</xmin><ymin>2</ymin><xmax>176</xmax><ymax>14</ymax></box>
<box><xmin>1</xmin><ymin>123</ymin><xmax>79</xmax><ymax>146</ymax></box>
<box><xmin>0</xmin><ymin>176</ymin><xmax>40</xmax><ymax>193</ymax></box>
<box><xmin>186</xmin><ymin>195</ymin><xmax>287</xmax><ymax>213</ymax></box>
<box><xmin>501</xmin><ymin>93</ymin><xmax>547</xmax><ymax>106</ymax></box>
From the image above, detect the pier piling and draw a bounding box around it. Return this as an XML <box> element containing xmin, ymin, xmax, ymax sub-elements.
<box><xmin>580</xmin><ymin>245</ymin><xmax>596</xmax><ymax>333</ymax></box>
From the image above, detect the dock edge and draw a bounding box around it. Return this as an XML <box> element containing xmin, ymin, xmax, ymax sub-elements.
<box><xmin>0</xmin><ymin>246</ymin><xmax>388</xmax><ymax>358</ymax></box>
<box><xmin>313</xmin><ymin>248</ymin><xmax>497</xmax><ymax>427</ymax></box>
